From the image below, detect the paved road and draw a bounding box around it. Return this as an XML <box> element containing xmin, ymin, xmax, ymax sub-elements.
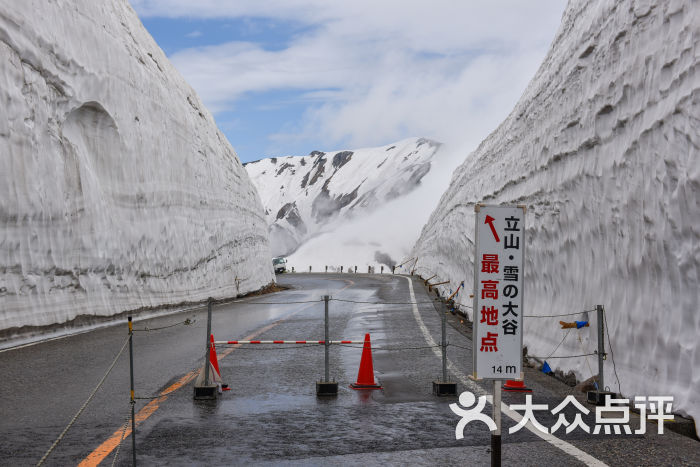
<box><xmin>0</xmin><ymin>274</ymin><xmax>698</xmax><ymax>466</ymax></box>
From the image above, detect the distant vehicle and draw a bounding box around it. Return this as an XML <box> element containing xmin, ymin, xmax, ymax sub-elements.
<box><xmin>273</xmin><ymin>256</ymin><xmax>287</xmax><ymax>273</ymax></box>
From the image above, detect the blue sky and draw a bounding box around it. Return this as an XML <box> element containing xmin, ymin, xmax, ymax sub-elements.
<box><xmin>132</xmin><ymin>1</ymin><xmax>567</xmax><ymax>163</ymax></box>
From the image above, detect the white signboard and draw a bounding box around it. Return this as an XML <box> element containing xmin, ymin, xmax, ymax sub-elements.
<box><xmin>472</xmin><ymin>205</ymin><xmax>525</xmax><ymax>380</ymax></box>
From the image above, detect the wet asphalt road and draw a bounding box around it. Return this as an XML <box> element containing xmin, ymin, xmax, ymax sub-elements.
<box><xmin>0</xmin><ymin>273</ymin><xmax>698</xmax><ymax>466</ymax></box>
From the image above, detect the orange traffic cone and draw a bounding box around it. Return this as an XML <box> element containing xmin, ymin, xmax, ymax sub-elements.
<box><xmin>209</xmin><ymin>334</ymin><xmax>230</xmax><ymax>391</ymax></box>
<box><xmin>502</xmin><ymin>378</ymin><xmax>532</xmax><ymax>392</ymax></box>
<box><xmin>350</xmin><ymin>333</ymin><xmax>382</xmax><ymax>390</ymax></box>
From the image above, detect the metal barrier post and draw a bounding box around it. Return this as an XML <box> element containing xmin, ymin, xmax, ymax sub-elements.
<box><xmin>317</xmin><ymin>295</ymin><xmax>338</xmax><ymax>396</ymax></box>
<box><xmin>442</xmin><ymin>305</ymin><xmax>447</xmax><ymax>382</ymax></box>
<box><xmin>205</xmin><ymin>299</ymin><xmax>212</xmax><ymax>386</ymax></box>
<box><xmin>597</xmin><ymin>304</ymin><xmax>605</xmax><ymax>395</ymax></box>
<box><xmin>492</xmin><ymin>381</ymin><xmax>502</xmax><ymax>467</ymax></box>
<box><xmin>432</xmin><ymin>302</ymin><xmax>457</xmax><ymax>395</ymax></box>
<box><xmin>586</xmin><ymin>304</ymin><xmax>614</xmax><ymax>405</ymax></box>
<box><xmin>128</xmin><ymin>316</ymin><xmax>136</xmax><ymax>465</ymax></box>
<box><xmin>194</xmin><ymin>299</ymin><xmax>217</xmax><ymax>399</ymax></box>
<box><xmin>324</xmin><ymin>295</ymin><xmax>330</xmax><ymax>381</ymax></box>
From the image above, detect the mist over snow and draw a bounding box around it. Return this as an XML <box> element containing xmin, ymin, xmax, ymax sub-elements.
<box><xmin>0</xmin><ymin>0</ymin><xmax>274</xmax><ymax>333</ymax></box>
<box><xmin>245</xmin><ymin>137</ymin><xmax>463</xmax><ymax>270</ymax></box>
<box><xmin>411</xmin><ymin>0</ymin><xmax>699</xmax><ymax>433</ymax></box>
<box><xmin>286</xmin><ymin>142</ymin><xmax>471</xmax><ymax>272</ymax></box>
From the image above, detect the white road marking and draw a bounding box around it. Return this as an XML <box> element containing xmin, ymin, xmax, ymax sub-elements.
<box><xmin>404</xmin><ymin>276</ymin><xmax>485</xmax><ymax>396</ymax></box>
<box><xmin>403</xmin><ymin>275</ymin><xmax>607</xmax><ymax>467</ymax></box>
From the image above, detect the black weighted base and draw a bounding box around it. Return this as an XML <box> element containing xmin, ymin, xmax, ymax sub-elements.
<box><xmin>193</xmin><ymin>385</ymin><xmax>217</xmax><ymax>400</ymax></box>
<box><xmin>349</xmin><ymin>382</ymin><xmax>382</xmax><ymax>390</ymax></box>
<box><xmin>432</xmin><ymin>381</ymin><xmax>457</xmax><ymax>396</ymax></box>
<box><xmin>316</xmin><ymin>381</ymin><xmax>339</xmax><ymax>396</ymax></box>
<box><xmin>491</xmin><ymin>434</ymin><xmax>501</xmax><ymax>466</ymax></box>
<box><xmin>587</xmin><ymin>390</ymin><xmax>617</xmax><ymax>406</ymax></box>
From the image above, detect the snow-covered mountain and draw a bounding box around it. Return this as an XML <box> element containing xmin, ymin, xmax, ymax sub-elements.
<box><xmin>411</xmin><ymin>0</ymin><xmax>699</xmax><ymax>431</ymax></box>
<box><xmin>245</xmin><ymin>137</ymin><xmax>441</xmax><ymax>263</ymax></box>
<box><xmin>0</xmin><ymin>0</ymin><xmax>274</xmax><ymax>333</ymax></box>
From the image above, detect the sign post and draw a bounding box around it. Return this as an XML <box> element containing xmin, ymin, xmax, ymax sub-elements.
<box><xmin>472</xmin><ymin>204</ymin><xmax>526</xmax><ymax>467</ymax></box>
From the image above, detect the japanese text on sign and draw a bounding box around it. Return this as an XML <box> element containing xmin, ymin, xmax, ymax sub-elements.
<box><xmin>472</xmin><ymin>205</ymin><xmax>525</xmax><ymax>379</ymax></box>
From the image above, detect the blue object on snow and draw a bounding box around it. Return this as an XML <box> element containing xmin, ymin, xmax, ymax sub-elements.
<box><xmin>575</xmin><ymin>320</ymin><xmax>588</xmax><ymax>329</ymax></box>
<box><xmin>542</xmin><ymin>361</ymin><xmax>552</xmax><ymax>374</ymax></box>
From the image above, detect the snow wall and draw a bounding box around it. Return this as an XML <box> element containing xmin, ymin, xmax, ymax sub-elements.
<box><xmin>0</xmin><ymin>0</ymin><xmax>275</xmax><ymax>332</ymax></box>
<box><xmin>411</xmin><ymin>0</ymin><xmax>699</xmax><ymax>431</ymax></box>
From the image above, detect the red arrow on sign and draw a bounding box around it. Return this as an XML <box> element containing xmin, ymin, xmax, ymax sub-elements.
<box><xmin>485</xmin><ymin>215</ymin><xmax>500</xmax><ymax>242</ymax></box>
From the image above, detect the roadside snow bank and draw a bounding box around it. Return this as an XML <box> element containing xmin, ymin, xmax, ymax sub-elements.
<box><xmin>0</xmin><ymin>0</ymin><xmax>274</xmax><ymax>332</ymax></box>
<box><xmin>412</xmin><ymin>0</ymin><xmax>699</xmax><ymax>432</ymax></box>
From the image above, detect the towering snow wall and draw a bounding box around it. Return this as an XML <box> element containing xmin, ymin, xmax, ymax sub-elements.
<box><xmin>412</xmin><ymin>0</ymin><xmax>699</xmax><ymax>429</ymax></box>
<box><xmin>0</xmin><ymin>0</ymin><xmax>274</xmax><ymax>332</ymax></box>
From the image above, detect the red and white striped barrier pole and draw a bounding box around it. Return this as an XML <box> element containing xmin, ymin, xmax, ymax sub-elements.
<box><xmin>214</xmin><ymin>340</ymin><xmax>364</xmax><ymax>345</ymax></box>
<box><xmin>210</xmin><ymin>296</ymin><xmax>368</xmax><ymax>397</ymax></box>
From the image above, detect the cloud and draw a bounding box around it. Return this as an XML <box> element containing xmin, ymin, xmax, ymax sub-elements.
<box><xmin>185</xmin><ymin>30</ymin><xmax>202</xmax><ymax>38</ymax></box>
<box><xmin>289</xmin><ymin>51</ymin><xmax>548</xmax><ymax>150</ymax></box>
<box><xmin>135</xmin><ymin>1</ymin><xmax>567</xmax><ymax>151</ymax></box>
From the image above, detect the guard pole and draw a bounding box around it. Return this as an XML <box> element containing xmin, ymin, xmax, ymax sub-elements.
<box><xmin>586</xmin><ymin>305</ymin><xmax>612</xmax><ymax>405</ymax></box>
<box><xmin>204</xmin><ymin>298</ymin><xmax>213</xmax><ymax>386</ymax></box>
<box><xmin>596</xmin><ymin>304</ymin><xmax>604</xmax><ymax>394</ymax></box>
<box><xmin>432</xmin><ymin>302</ymin><xmax>456</xmax><ymax>396</ymax></box>
<box><xmin>128</xmin><ymin>316</ymin><xmax>136</xmax><ymax>466</ymax></box>
<box><xmin>441</xmin><ymin>304</ymin><xmax>447</xmax><ymax>382</ymax></box>
<box><xmin>317</xmin><ymin>295</ymin><xmax>338</xmax><ymax>395</ymax></box>
<box><xmin>324</xmin><ymin>295</ymin><xmax>330</xmax><ymax>381</ymax></box>
<box><xmin>492</xmin><ymin>381</ymin><xmax>501</xmax><ymax>467</ymax></box>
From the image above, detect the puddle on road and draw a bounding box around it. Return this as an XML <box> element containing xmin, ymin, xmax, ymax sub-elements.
<box><xmin>218</xmin><ymin>393</ymin><xmax>318</xmax><ymax>416</ymax></box>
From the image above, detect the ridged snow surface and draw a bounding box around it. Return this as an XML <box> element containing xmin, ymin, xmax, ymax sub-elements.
<box><xmin>411</xmin><ymin>0</ymin><xmax>699</xmax><ymax>430</ymax></box>
<box><xmin>246</xmin><ymin>137</ymin><xmax>441</xmax><ymax>268</ymax></box>
<box><xmin>0</xmin><ymin>0</ymin><xmax>274</xmax><ymax>332</ymax></box>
